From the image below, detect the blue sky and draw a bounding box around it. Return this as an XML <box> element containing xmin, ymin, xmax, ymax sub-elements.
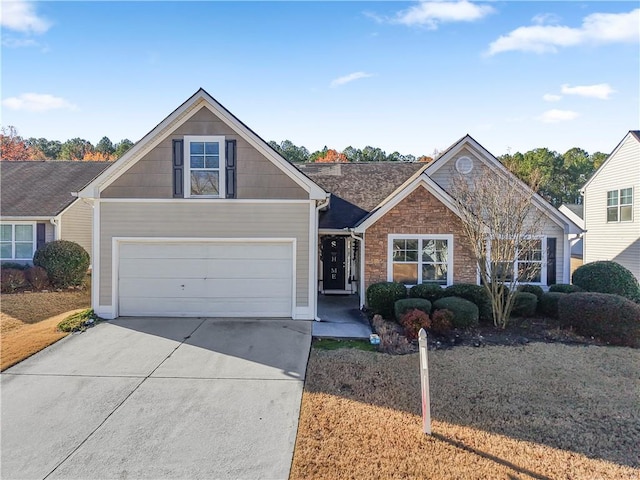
<box><xmin>2</xmin><ymin>1</ymin><xmax>638</xmax><ymax>157</ymax></box>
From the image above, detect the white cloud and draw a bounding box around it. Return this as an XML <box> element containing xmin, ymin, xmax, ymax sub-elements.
<box><xmin>2</xmin><ymin>93</ymin><xmax>77</xmax><ymax>112</ymax></box>
<box><xmin>532</xmin><ymin>13</ymin><xmax>561</xmax><ymax>25</ymax></box>
<box><xmin>487</xmin><ymin>8</ymin><xmax>639</xmax><ymax>55</ymax></box>
<box><xmin>330</xmin><ymin>72</ymin><xmax>374</xmax><ymax>88</ymax></box>
<box><xmin>561</xmin><ymin>83</ymin><xmax>615</xmax><ymax>100</ymax></box>
<box><xmin>537</xmin><ymin>109</ymin><xmax>579</xmax><ymax>123</ymax></box>
<box><xmin>1</xmin><ymin>36</ymin><xmax>39</xmax><ymax>48</ymax></box>
<box><xmin>543</xmin><ymin>94</ymin><xmax>562</xmax><ymax>102</ymax></box>
<box><xmin>383</xmin><ymin>1</ymin><xmax>495</xmax><ymax>29</ymax></box>
<box><xmin>0</xmin><ymin>0</ymin><xmax>51</xmax><ymax>34</ymax></box>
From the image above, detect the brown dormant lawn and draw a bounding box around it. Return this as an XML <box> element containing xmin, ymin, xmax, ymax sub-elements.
<box><xmin>291</xmin><ymin>343</ymin><xmax>639</xmax><ymax>480</ymax></box>
<box><xmin>1</xmin><ymin>288</ymin><xmax>90</xmax><ymax>371</ymax></box>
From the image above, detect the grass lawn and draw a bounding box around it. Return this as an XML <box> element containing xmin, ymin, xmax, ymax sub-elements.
<box><xmin>1</xmin><ymin>287</ymin><xmax>90</xmax><ymax>371</ymax></box>
<box><xmin>291</xmin><ymin>344</ymin><xmax>639</xmax><ymax>480</ymax></box>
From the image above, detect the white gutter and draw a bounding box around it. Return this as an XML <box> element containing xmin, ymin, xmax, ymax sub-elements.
<box><xmin>314</xmin><ymin>194</ymin><xmax>331</xmax><ymax>321</ymax></box>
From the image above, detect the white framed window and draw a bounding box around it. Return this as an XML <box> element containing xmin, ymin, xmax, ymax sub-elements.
<box><xmin>184</xmin><ymin>135</ymin><xmax>225</xmax><ymax>198</ymax></box>
<box><xmin>388</xmin><ymin>234</ymin><xmax>453</xmax><ymax>286</ymax></box>
<box><xmin>607</xmin><ymin>188</ymin><xmax>633</xmax><ymax>222</ymax></box>
<box><xmin>489</xmin><ymin>236</ymin><xmax>546</xmax><ymax>285</ymax></box>
<box><xmin>0</xmin><ymin>223</ymin><xmax>36</xmax><ymax>260</ymax></box>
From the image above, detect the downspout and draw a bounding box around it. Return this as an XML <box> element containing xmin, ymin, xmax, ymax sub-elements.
<box><xmin>349</xmin><ymin>229</ymin><xmax>365</xmax><ymax>309</ymax></box>
<box><xmin>314</xmin><ymin>194</ymin><xmax>331</xmax><ymax>321</ymax></box>
<box><xmin>49</xmin><ymin>217</ymin><xmax>60</xmax><ymax>240</ymax></box>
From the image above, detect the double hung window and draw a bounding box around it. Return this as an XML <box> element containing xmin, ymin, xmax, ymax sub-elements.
<box><xmin>0</xmin><ymin>224</ymin><xmax>35</xmax><ymax>260</ymax></box>
<box><xmin>184</xmin><ymin>136</ymin><xmax>225</xmax><ymax>197</ymax></box>
<box><xmin>389</xmin><ymin>235</ymin><xmax>452</xmax><ymax>286</ymax></box>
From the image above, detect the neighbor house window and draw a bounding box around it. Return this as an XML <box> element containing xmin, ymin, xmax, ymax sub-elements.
<box><xmin>490</xmin><ymin>237</ymin><xmax>546</xmax><ymax>285</ymax></box>
<box><xmin>184</xmin><ymin>136</ymin><xmax>225</xmax><ymax>197</ymax></box>
<box><xmin>607</xmin><ymin>188</ymin><xmax>633</xmax><ymax>222</ymax></box>
<box><xmin>388</xmin><ymin>235</ymin><xmax>453</xmax><ymax>286</ymax></box>
<box><xmin>0</xmin><ymin>223</ymin><xmax>35</xmax><ymax>260</ymax></box>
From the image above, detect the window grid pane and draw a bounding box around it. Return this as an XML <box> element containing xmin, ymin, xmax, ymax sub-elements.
<box><xmin>620</xmin><ymin>188</ymin><xmax>633</xmax><ymax>205</ymax></box>
<box><xmin>607</xmin><ymin>207</ymin><xmax>619</xmax><ymax>222</ymax></box>
<box><xmin>15</xmin><ymin>242</ymin><xmax>33</xmax><ymax>259</ymax></box>
<box><xmin>189</xmin><ymin>140</ymin><xmax>220</xmax><ymax>196</ymax></box>
<box><xmin>1</xmin><ymin>225</ymin><xmax>12</xmax><ymax>242</ymax></box>
<box><xmin>15</xmin><ymin>225</ymin><xmax>33</xmax><ymax>242</ymax></box>
<box><xmin>1</xmin><ymin>242</ymin><xmax>12</xmax><ymax>259</ymax></box>
<box><xmin>620</xmin><ymin>205</ymin><xmax>633</xmax><ymax>221</ymax></box>
<box><xmin>607</xmin><ymin>190</ymin><xmax>618</xmax><ymax>206</ymax></box>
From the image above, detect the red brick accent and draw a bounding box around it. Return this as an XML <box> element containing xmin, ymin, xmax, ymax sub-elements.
<box><xmin>364</xmin><ymin>185</ymin><xmax>477</xmax><ymax>290</ymax></box>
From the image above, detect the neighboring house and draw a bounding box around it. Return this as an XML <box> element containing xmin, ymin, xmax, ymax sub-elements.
<box><xmin>582</xmin><ymin>131</ymin><xmax>640</xmax><ymax>281</ymax></box>
<box><xmin>77</xmin><ymin>89</ymin><xmax>582</xmax><ymax>320</ymax></box>
<box><xmin>558</xmin><ymin>203</ymin><xmax>584</xmax><ymax>274</ymax></box>
<box><xmin>0</xmin><ymin>161</ymin><xmax>110</xmax><ymax>265</ymax></box>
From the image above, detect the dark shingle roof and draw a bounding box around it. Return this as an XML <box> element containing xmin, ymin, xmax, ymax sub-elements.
<box><xmin>297</xmin><ymin>162</ymin><xmax>426</xmax><ymax>229</ymax></box>
<box><xmin>631</xmin><ymin>130</ymin><xmax>640</xmax><ymax>142</ymax></box>
<box><xmin>1</xmin><ymin>161</ymin><xmax>110</xmax><ymax>217</ymax></box>
<box><xmin>562</xmin><ymin>203</ymin><xmax>583</xmax><ymax>219</ymax></box>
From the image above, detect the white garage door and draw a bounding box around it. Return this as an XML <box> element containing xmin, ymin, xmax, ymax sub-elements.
<box><xmin>118</xmin><ymin>241</ymin><xmax>293</xmax><ymax>317</ymax></box>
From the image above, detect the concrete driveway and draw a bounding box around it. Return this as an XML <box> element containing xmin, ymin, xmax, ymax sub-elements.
<box><xmin>1</xmin><ymin>317</ymin><xmax>311</xmax><ymax>480</ymax></box>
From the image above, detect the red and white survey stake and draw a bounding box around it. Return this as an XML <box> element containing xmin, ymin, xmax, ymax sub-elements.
<box><xmin>418</xmin><ymin>328</ymin><xmax>432</xmax><ymax>435</ymax></box>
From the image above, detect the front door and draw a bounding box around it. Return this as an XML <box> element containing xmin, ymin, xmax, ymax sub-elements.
<box><xmin>322</xmin><ymin>237</ymin><xmax>346</xmax><ymax>291</ymax></box>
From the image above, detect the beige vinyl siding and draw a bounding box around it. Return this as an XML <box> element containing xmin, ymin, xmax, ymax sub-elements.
<box><xmin>584</xmin><ymin>134</ymin><xmax>640</xmax><ymax>279</ymax></box>
<box><xmin>430</xmin><ymin>147</ymin><xmax>481</xmax><ymax>191</ymax></box>
<box><xmin>98</xmin><ymin>201</ymin><xmax>310</xmax><ymax>309</ymax></box>
<box><xmin>102</xmin><ymin>106</ymin><xmax>307</xmax><ymax>200</ymax></box>
<box><xmin>60</xmin><ymin>200</ymin><xmax>94</xmax><ymax>262</ymax></box>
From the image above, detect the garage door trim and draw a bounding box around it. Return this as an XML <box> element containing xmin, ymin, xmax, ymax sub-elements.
<box><xmin>112</xmin><ymin>237</ymin><xmax>297</xmax><ymax>318</ymax></box>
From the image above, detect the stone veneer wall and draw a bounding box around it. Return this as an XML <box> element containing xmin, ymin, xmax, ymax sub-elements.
<box><xmin>364</xmin><ymin>186</ymin><xmax>477</xmax><ymax>291</ymax></box>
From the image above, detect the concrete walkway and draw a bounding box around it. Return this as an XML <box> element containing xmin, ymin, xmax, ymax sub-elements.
<box><xmin>1</xmin><ymin>317</ymin><xmax>311</xmax><ymax>480</ymax></box>
<box><xmin>313</xmin><ymin>294</ymin><xmax>372</xmax><ymax>339</ymax></box>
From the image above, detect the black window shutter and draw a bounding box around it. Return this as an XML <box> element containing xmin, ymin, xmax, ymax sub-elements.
<box><xmin>226</xmin><ymin>139</ymin><xmax>237</xmax><ymax>199</ymax></box>
<box><xmin>172</xmin><ymin>139</ymin><xmax>184</xmax><ymax>198</ymax></box>
<box><xmin>36</xmin><ymin>223</ymin><xmax>46</xmax><ymax>252</ymax></box>
<box><xmin>546</xmin><ymin>237</ymin><xmax>557</xmax><ymax>285</ymax></box>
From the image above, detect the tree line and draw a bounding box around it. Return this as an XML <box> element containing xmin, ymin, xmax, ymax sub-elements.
<box><xmin>1</xmin><ymin>126</ymin><xmax>606</xmax><ymax>207</ymax></box>
<box><xmin>0</xmin><ymin>126</ymin><xmax>134</xmax><ymax>162</ymax></box>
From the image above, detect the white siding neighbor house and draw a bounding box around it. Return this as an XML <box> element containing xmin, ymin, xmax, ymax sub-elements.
<box><xmin>582</xmin><ymin>131</ymin><xmax>640</xmax><ymax>280</ymax></box>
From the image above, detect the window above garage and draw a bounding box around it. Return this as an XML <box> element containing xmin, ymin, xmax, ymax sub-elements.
<box><xmin>184</xmin><ymin>136</ymin><xmax>226</xmax><ymax>198</ymax></box>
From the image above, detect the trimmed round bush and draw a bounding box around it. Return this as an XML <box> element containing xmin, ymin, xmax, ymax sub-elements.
<box><xmin>539</xmin><ymin>292</ymin><xmax>565</xmax><ymax>319</ymax></box>
<box><xmin>572</xmin><ymin>261</ymin><xmax>640</xmax><ymax>302</ymax></box>
<box><xmin>430</xmin><ymin>309</ymin><xmax>453</xmax><ymax>335</ymax></box>
<box><xmin>517</xmin><ymin>284</ymin><xmax>544</xmax><ymax>300</ymax></box>
<box><xmin>558</xmin><ymin>292</ymin><xmax>640</xmax><ymax>347</ymax></box>
<box><xmin>399</xmin><ymin>309</ymin><xmax>431</xmax><ymax>340</ymax></box>
<box><xmin>549</xmin><ymin>283</ymin><xmax>584</xmax><ymax>294</ymax></box>
<box><xmin>442</xmin><ymin>283</ymin><xmax>492</xmax><ymax>323</ymax></box>
<box><xmin>510</xmin><ymin>292</ymin><xmax>538</xmax><ymax>318</ymax></box>
<box><xmin>366</xmin><ymin>282</ymin><xmax>407</xmax><ymax>320</ymax></box>
<box><xmin>394</xmin><ymin>298</ymin><xmax>432</xmax><ymax>323</ymax></box>
<box><xmin>33</xmin><ymin>240</ymin><xmax>90</xmax><ymax>288</ymax></box>
<box><xmin>433</xmin><ymin>296</ymin><xmax>479</xmax><ymax>329</ymax></box>
<box><xmin>408</xmin><ymin>283</ymin><xmax>445</xmax><ymax>303</ymax></box>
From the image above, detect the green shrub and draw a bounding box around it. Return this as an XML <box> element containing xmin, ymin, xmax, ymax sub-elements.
<box><xmin>433</xmin><ymin>296</ymin><xmax>479</xmax><ymax>329</ymax></box>
<box><xmin>572</xmin><ymin>261</ymin><xmax>640</xmax><ymax>302</ymax></box>
<box><xmin>0</xmin><ymin>262</ymin><xmax>28</xmax><ymax>271</ymax></box>
<box><xmin>442</xmin><ymin>284</ymin><xmax>492</xmax><ymax>323</ymax></box>
<box><xmin>400</xmin><ymin>309</ymin><xmax>431</xmax><ymax>340</ymax></box>
<box><xmin>511</xmin><ymin>292</ymin><xmax>538</xmax><ymax>318</ymax></box>
<box><xmin>366</xmin><ymin>282</ymin><xmax>407</xmax><ymax>320</ymax></box>
<box><xmin>25</xmin><ymin>266</ymin><xmax>49</xmax><ymax>290</ymax></box>
<box><xmin>538</xmin><ymin>292</ymin><xmax>565</xmax><ymax>319</ymax></box>
<box><xmin>408</xmin><ymin>283</ymin><xmax>445</xmax><ymax>303</ymax></box>
<box><xmin>549</xmin><ymin>283</ymin><xmax>584</xmax><ymax>294</ymax></box>
<box><xmin>1</xmin><ymin>268</ymin><xmax>27</xmax><ymax>293</ymax></box>
<box><xmin>430</xmin><ymin>309</ymin><xmax>453</xmax><ymax>335</ymax></box>
<box><xmin>58</xmin><ymin>309</ymin><xmax>99</xmax><ymax>332</ymax></box>
<box><xmin>394</xmin><ymin>298</ymin><xmax>432</xmax><ymax>322</ymax></box>
<box><xmin>518</xmin><ymin>284</ymin><xmax>544</xmax><ymax>300</ymax></box>
<box><xmin>558</xmin><ymin>292</ymin><xmax>640</xmax><ymax>347</ymax></box>
<box><xmin>33</xmin><ymin>240</ymin><xmax>90</xmax><ymax>288</ymax></box>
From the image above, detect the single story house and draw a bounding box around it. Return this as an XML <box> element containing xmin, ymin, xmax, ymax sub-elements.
<box><xmin>0</xmin><ymin>161</ymin><xmax>110</xmax><ymax>265</ymax></box>
<box><xmin>75</xmin><ymin>89</ymin><xmax>582</xmax><ymax>320</ymax></box>
<box><xmin>581</xmin><ymin>131</ymin><xmax>640</xmax><ymax>281</ymax></box>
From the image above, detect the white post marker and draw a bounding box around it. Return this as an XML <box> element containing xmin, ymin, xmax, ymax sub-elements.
<box><xmin>418</xmin><ymin>328</ymin><xmax>432</xmax><ymax>434</ymax></box>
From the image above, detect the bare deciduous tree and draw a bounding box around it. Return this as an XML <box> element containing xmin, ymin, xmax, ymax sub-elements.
<box><xmin>450</xmin><ymin>166</ymin><xmax>545</xmax><ymax>328</ymax></box>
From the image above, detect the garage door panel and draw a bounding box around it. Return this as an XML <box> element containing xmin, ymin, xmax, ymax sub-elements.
<box><xmin>118</xmin><ymin>241</ymin><xmax>294</xmax><ymax>317</ymax></box>
<box><xmin>119</xmin><ymin>297</ymin><xmax>292</xmax><ymax>317</ymax></box>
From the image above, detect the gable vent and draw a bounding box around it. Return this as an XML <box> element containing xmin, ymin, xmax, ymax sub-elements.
<box><xmin>455</xmin><ymin>156</ymin><xmax>473</xmax><ymax>174</ymax></box>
